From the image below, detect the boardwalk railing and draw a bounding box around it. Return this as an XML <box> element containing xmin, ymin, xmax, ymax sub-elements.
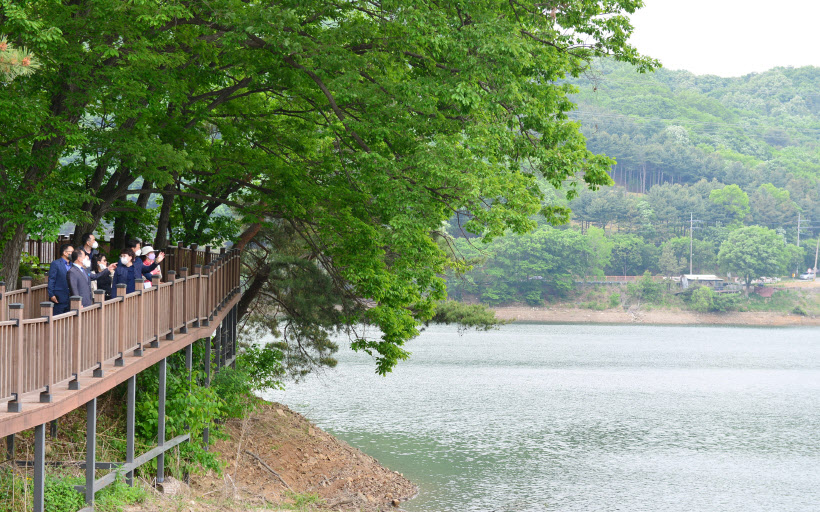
<box><xmin>0</xmin><ymin>245</ymin><xmax>240</xmax><ymax>411</ymax></box>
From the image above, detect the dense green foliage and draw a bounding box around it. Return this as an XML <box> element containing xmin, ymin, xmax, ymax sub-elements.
<box><xmin>446</xmin><ymin>61</ymin><xmax>820</xmax><ymax>304</ymax></box>
<box><xmin>1</xmin><ymin>0</ymin><xmax>655</xmax><ymax>374</ymax></box>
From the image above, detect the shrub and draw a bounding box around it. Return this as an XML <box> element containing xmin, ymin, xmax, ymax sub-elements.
<box><xmin>690</xmin><ymin>286</ymin><xmax>715</xmax><ymax>313</ymax></box>
<box><xmin>43</xmin><ymin>476</ymin><xmax>85</xmax><ymax>512</ymax></box>
<box><xmin>626</xmin><ymin>271</ymin><xmax>664</xmax><ymax>304</ymax></box>
<box><xmin>608</xmin><ymin>293</ymin><xmax>621</xmax><ymax>308</ymax></box>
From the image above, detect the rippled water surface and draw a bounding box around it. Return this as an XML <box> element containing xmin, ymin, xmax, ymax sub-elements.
<box><xmin>263</xmin><ymin>323</ymin><xmax>820</xmax><ymax>512</ymax></box>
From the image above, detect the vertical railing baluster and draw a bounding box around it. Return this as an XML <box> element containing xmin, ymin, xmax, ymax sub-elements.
<box><xmin>93</xmin><ymin>290</ymin><xmax>105</xmax><ymax>378</ymax></box>
<box><xmin>166</xmin><ymin>271</ymin><xmax>176</xmax><ymax>340</ymax></box>
<box><xmin>8</xmin><ymin>303</ymin><xmax>23</xmax><ymax>412</ymax></box>
<box><xmin>193</xmin><ymin>264</ymin><xmax>202</xmax><ymax>327</ymax></box>
<box><xmin>179</xmin><ymin>268</ymin><xmax>188</xmax><ymax>334</ymax></box>
<box><xmin>0</xmin><ymin>281</ymin><xmax>6</xmax><ymax>321</ymax></box>
<box><xmin>21</xmin><ymin>276</ymin><xmax>32</xmax><ymax>318</ymax></box>
<box><xmin>115</xmin><ymin>284</ymin><xmax>127</xmax><ymax>366</ymax></box>
<box><xmin>135</xmin><ymin>281</ymin><xmax>145</xmax><ymax>357</ymax></box>
<box><xmin>151</xmin><ymin>275</ymin><xmax>160</xmax><ymax>348</ymax></box>
<box><xmin>40</xmin><ymin>301</ymin><xmax>55</xmax><ymax>402</ymax></box>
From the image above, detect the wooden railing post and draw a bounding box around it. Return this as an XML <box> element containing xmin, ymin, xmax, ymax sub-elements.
<box><xmin>179</xmin><ymin>268</ymin><xmax>188</xmax><ymax>334</ymax></box>
<box><xmin>203</xmin><ymin>264</ymin><xmax>212</xmax><ymax>325</ymax></box>
<box><xmin>66</xmin><ymin>296</ymin><xmax>82</xmax><ymax>390</ymax></box>
<box><xmin>21</xmin><ymin>276</ymin><xmax>32</xmax><ymax>317</ymax></box>
<box><xmin>190</xmin><ymin>244</ymin><xmax>198</xmax><ymax>270</ymax></box>
<box><xmin>8</xmin><ymin>303</ymin><xmax>24</xmax><ymax>412</ymax></box>
<box><xmin>113</xmin><ymin>285</ymin><xmax>127</xmax><ymax>369</ymax></box>
<box><xmin>93</xmin><ymin>290</ymin><xmax>106</xmax><ymax>378</ymax></box>
<box><xmin>40</xmin><ymin>301</ymin><xmax>55</xmax><ymax>403</ymax></box>
<box><xmin>151</xmin><ymin>275</ymin><xmax>160</xmax><ymax>348</ymax></box>
<box><xmin>166</xmin><ymin>271</ymin><xmax>176</xmax><ymax>341</ymax></box>
<box><xmin>134</xmin><ymin>280</ymin><xmax>145</xmax><ymax>357</ymax></box>
<box><xmin>0</xmin><ymin>281</ymin><xmax>6</xmax><ymax>321</ymax></box>
<box><xmin>215</xmin><ymin>256</ymin><xmax>223</xmax><ymax>313</ymax></box>
<box><xmin>193</xmin><ymin>265</ymin><xmax>203</xmax><ymax>327</ymax></box>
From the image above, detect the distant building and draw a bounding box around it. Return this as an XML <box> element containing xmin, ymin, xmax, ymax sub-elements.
<box><xmin>680</xmin><ymin>274</ymin><xmax>724</xmax><ymax>289</ymax></box>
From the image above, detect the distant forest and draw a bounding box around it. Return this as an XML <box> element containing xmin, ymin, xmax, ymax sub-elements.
<box><xmin>447</xmin><ymin>60</ymin><xmax>820</xmax><ymax>305</ymax></box>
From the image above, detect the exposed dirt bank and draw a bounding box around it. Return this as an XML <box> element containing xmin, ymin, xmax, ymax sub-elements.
<box><xmin>132</xmin><ymin>401</ymin><xmax>416</xmax><ymax>511</ymax></box>
<box><xmin>493</xmin><ymin>306</ymin><xmax>820</xmax><ymax>326</ymax></box>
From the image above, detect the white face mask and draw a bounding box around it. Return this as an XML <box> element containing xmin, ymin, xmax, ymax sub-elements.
<box><xmin>91</xmin><ymin>241</ymin><xmax>99</xmax><ymax>249</ymax></box>
<box><xmin>83</xmin><ymin>258</ymin><xmax>91</xmax><ymax>268</ymax></box>
<box><xmin>120</xmin><ymin>256</ymin><xmax>129</xmax><ymax>265</ymax></box>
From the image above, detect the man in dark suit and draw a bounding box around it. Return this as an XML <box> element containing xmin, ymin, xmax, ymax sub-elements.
<box><xmin>48</xmin><ymin>243</ymin><xmax>73</xmax><ymax>314</ymax></box>
<box><xmin>67</xmin><ymin>249</ymin><xmax>93</xmax><ymax>307</ymax></box>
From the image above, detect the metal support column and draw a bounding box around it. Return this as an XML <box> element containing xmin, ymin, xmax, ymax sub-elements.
<box><xmin>85</xmin><ymin>398</ymin><xmax>97</xmax><ymax>507</ymax></box>
<box><xmin>184</xmin><ymin>343</ymin><xmax>193</xmax><ymax>484</ymax></box>
<box><xmin>214</xmin><ymin>323</ymin><xmax>222</xmax><ymax>371</ymax></box>
<box><xmin>203</xmin><ymin>337</ymin><xmax>211</xmax><ymax>448</ymax></box>
<box><xmin>232</xmin><ymin>305</ymin><xmax>238</xmax><ymax>368</ymax></box>
<box><xmin>126</xmin><ymin>375</ymin><xmax>136</xmax><ymax>487</ymax></box>
<box><xmin>6</xmin><ymin>434</ymin><xmax>13</xmax><ymax>460</ymax></box>
<box><xmin>157</xmin><ymin>358</ymin><xmax>167</xmax><ymax>484</ymax></box>
<box><xmin>33</xmin><ymin>423</ymin><xmax>45</xmax><ymax>512</ymax></box>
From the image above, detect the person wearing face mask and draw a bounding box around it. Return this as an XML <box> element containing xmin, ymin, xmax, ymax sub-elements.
<box><xmin>111</xmin><ymin>248</ymin><xmax>137</xmax><ymax>298</ymax></box>
<box><xmin>67</xmin><ymin>249</ymin><xmax>94</xmax><ymax>307</ymax></box>
<box><xmin>48</xmin><ymin>243</ymin><xmax>74</xmax><ymax>314</ymax></box>
<box><xmin>139</xmin><ymin>246</ymin><xmax>163</xmax><ymax>288</ymax></box>
<box><xmin>125</xmin><ymin>239</ymin><xmax>164</xmax><ymax>282</ymax></box>
<box><xmin>90</xmin><ymin>253</ymin><xmax>117</xmax><ymax>298</ymax></box>
<box><xmin>81</xmin><ymin>233</ymin><xmax>100</xmax><ymax>261</ymax></box>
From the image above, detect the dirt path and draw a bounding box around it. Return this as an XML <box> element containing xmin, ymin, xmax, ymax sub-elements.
<box><xmin>493</xmin><ymin>306</ymin><xmax>820</xmax><ymax>326</ymax></box>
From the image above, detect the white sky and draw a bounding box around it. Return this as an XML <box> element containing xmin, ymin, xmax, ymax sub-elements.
<box><xmin>628</xmin><ymin>0</ymin><xmax>820</xmax><ymax>77</ymax></box>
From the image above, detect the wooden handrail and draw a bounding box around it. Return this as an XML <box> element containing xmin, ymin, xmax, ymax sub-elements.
<box><xmin>0</xmin><ymin>246</ymin><xmax>241</xmax><ymax>414</ymax></box>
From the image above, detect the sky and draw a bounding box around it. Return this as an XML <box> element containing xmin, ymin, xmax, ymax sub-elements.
<box><xmin>627</xmin><ymin>0</ymin><xmax>820</xmax><ymax>77</ymax></box>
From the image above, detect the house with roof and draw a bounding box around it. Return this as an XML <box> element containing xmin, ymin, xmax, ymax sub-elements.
<box><xmin>679</xmin><ymin>274</ymin><xmax>724</xmax><ymax>289</ymax></box>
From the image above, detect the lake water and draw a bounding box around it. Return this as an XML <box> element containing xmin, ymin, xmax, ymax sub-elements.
<box><xmin>263</xmin><ymin>323</ymin><xmax>820</xmax><ymax>512</ymax></box>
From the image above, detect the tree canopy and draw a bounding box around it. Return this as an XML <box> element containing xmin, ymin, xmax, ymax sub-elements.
<box><xmin>717</xmin><ymin>226</ymin><xmax>793</xmax><ymax>293</ymax></box>
<box><xmin>0</xmin><ymin>0</ymin><xmax>656</xmax><ymax>373</ymax></box>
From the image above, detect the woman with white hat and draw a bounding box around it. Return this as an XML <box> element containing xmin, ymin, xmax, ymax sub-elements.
<box><xmin>139</xmin><ymin>245</ymin><xmax>163</xmax><ymax>288</ymax></box>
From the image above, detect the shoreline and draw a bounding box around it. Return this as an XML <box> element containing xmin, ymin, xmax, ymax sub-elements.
<box><xmin>492</xmin><ymin>306</ymin><xmax>820</xmax><ymax>326</ymax></box>
<box><xmin>128</xmin><ymin>400</ymin><xmax>416</xmax><ymax>511</ymax></box>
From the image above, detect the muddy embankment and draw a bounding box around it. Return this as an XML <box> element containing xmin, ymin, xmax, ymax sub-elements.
<box><xmin>134</xmin><ymin>401</ymin><xmax>416</xmax><ymax>511</ymax></box>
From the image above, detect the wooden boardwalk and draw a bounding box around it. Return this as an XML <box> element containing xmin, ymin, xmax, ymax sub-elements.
<box><xmin>0</xmin><ymin>240</ymin><xmax>243</xmax><ymax>511</ymax></box>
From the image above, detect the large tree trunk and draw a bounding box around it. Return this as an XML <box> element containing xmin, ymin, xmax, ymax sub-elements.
<box><xmin>237</xmin><ymin>260</ymin><xmax>272</xmax><ymax>319</ymax></box>
<box><xmin>154</xmin><ymin>184</ymin><xmax>175</xmax><ymax>250</ymax></box>
<box><xmin>111</xmin><ymin>214</ymin><xmax>128</xmax><ymax>254</ymax></box>
<box><xmin>0</xmin><ymin>223</ymin><xmax>29</xmax><ymax>290</ymax></box>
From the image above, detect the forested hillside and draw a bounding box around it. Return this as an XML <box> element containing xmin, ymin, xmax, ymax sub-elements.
<box><xmin>447</xmin><ymin>61</ymin><xmax>820</xmax><ymax>305</ymax></box>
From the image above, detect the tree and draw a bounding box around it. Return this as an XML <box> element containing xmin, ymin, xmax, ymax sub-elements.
<box><xmin>0</xmin><ymin>36</ymin><xmax>39</xmax><ymax>80</ymax></box>
<box><xmin>717</xmin><ymin>226</ymin><xmax>790</xmax><ymax>294</ymax></box>
<box><xmin>709</xmin><ymin>184</ymin><xmax>750</xmax><ymax>225</ymax></box>
<box><xmin>607</xmin><ymin>234</ymin><xmax>646</xmax><ymax>277</ymax></box>
<box><xmin>1</xmin><ymin>1</ymin><xmax>656</xmax><ymax>374</ymax></box>
<box><xmin>749</xmin><ymin>183</ymin><xmax>798</xmax><ymax>226</ymax></box>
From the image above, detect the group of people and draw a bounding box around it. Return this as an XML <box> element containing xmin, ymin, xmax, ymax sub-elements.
<box><xmin>46</xmin><ymin>234</ymin><xmax>166</xmax><ymax>314</ymax></box>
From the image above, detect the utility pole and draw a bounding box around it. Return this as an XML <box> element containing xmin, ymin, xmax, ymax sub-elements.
<box><xmin>688</xmin><ymin>213</ymin><xmax>702</xmax><ymax>274</ymax></box>
<box><xmin>797</xmin><ymin>212</ymin><xmax>801</xmax><ymax>248</ymax></box>
<box><xmin>814</xmin><ymin>236</ymin><xmax>819</xmax><ymax>277</ymax></box>
<box><xmin>796</xmin><ymin>213</ymin><xmax>811</xmax><ymax>276</ymax></box>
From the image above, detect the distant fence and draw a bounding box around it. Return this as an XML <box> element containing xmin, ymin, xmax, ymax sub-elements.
<box><xmin>578</xmin><ymin>275</ymin><xmax>667</xmax><ymax>285</ymax></box>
